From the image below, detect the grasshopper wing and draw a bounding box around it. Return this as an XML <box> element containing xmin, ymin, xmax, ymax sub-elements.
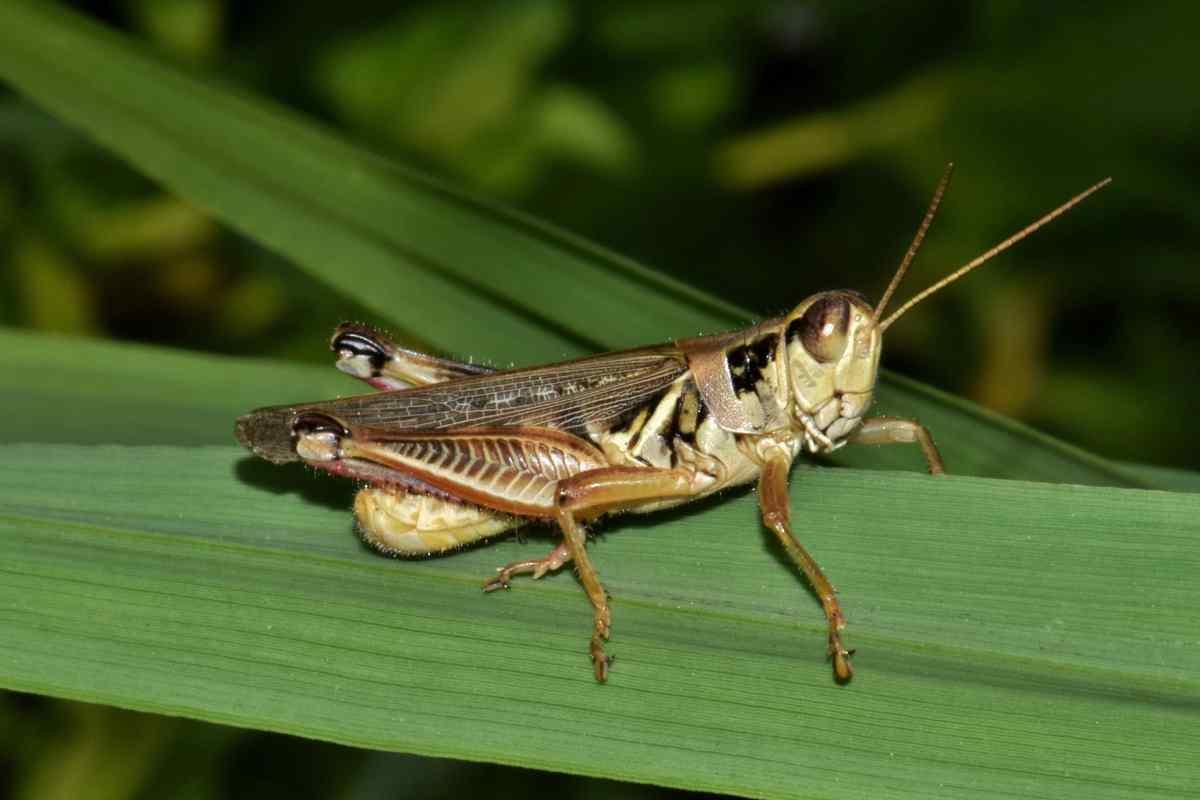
<box><xmin>236</xmin><ymin>345</ymin><xmax>688</xmax><ymax>464</ymax></box>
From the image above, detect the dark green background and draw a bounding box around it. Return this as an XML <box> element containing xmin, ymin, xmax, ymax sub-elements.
<box><xmin>2</xmin><ymin>2</ymin><xmax>1197</xmax><ymax>798</ymax></box>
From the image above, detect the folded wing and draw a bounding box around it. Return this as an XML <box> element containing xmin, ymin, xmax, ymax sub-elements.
<box><xmin>236</xmin><ymin>345</ymin><xmax>688</xmax><ymax>463</ymax></box>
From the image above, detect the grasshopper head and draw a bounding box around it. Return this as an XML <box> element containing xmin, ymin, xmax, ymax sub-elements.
<box><xmin>783</xmin><ymin>291</ymin><xmax>881</xmax><ymax>441</ymax></box>
<box><xmin>778</xmin><ymin>167</ymin><xmax>1111</xmax><ymax>451</ymax></box>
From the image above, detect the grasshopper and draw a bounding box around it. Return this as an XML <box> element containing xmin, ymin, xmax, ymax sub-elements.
<box><xmin>235</xmin><ymin>166</ymin><xmax>1109</xmax><ymax>682</ymax></box>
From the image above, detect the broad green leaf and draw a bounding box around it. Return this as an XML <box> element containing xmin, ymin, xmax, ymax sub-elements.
<box><xmin>0</xmin><ymin>2</ymin><xmax>1151</xmax><ymax>489</ymax></box>
<box><xmin>1</xmin><ymin>444</ymin><xmax>1197</xmax><ymax>798</ymax></box>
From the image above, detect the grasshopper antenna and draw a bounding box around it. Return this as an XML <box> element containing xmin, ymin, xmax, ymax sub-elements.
<box><xmin>878</xmin><ymin>176</ymin><xmax>1113</xmax><ymax>333</ymax></box>
<box><xmin>874</xmin><ymin>162</ymin><xmax>955</xmax><ymax>323</ymax></box>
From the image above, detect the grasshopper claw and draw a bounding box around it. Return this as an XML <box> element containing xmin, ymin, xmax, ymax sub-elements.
<box><xmin>830</xmin><ymin>633</ymin><xmax>854</xmax><ymax>682</ymax></box>
<box><xmin>590</xmin><ymin>639</ymin><xmax>612</xmax><ymax>682</ymax></box>
<box><xmin>482</xmin><ymin>574</ymin><xmax>510</xmax><ymax>592</ymax></box>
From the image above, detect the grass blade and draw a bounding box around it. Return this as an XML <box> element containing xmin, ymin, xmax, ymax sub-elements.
<box><xmin>1</xmin><ymin>444</ymin><xmax>1197</xmax><ymax>798</ymax></box>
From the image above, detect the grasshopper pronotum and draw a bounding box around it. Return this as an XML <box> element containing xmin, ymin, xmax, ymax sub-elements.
<box><xmin>236</xmin><ymin>167</ymin><xmax>1109</xmax><ymax>682</ymax></box>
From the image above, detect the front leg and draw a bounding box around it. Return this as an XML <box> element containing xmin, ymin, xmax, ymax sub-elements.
<box><xmin>849</xmin><ymin>416</ymin><xmax>945</xmax><ymax>475</ymax></box>
<box><xmin>758</xmin><ymin>451</ymin><xmax>853</xmax><ymax>681</ymax></box>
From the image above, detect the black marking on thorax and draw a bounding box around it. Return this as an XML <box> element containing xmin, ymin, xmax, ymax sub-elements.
<box><xmin>659</xmin><ymin>378</ymin><xmax>700</xmax><ymax>445</ymax></box>
<box><xmin>605</xmin><ymin>382</ymin><xmax>675</xmax><ymax>438</ymax></box>
<box><xmin>726</xmin><ymin>335</ymin><xmax>778</xmax><ymax>395</ymax></box>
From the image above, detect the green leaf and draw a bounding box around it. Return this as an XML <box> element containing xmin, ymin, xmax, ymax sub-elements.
<box><xmin>2</xmin><ymin>443</ymin><xmax>1197</xmax><ymax>798</ymax></box>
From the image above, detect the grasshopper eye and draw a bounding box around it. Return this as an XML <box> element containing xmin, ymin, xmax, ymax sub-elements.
<box><xmin>791</xmin><ymin>295</ymin><xmax>850</xmax><ymax>363</ymax></box>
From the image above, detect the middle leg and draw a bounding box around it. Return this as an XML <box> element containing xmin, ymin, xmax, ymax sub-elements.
<box><xmin>554</xmin><ymin>466</ymin><xmax>703</xmax><ymax>682</ymax></box>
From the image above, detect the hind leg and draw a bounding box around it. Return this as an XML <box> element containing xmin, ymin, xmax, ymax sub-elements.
<box><xmin>331</xmin><ymin>323</ymin><xmax>494</xmax><ymax>390</ymax></box>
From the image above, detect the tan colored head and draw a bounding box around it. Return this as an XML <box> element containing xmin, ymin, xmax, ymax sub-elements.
<box><xmin>783</xmin><ymin>290</ymin><xmax>880</xmax><ymax>421</ymax></box>
<box><xmin>781</xmin><ymin>165</ymin><xmax>1111</xmax><ymax>447</ymax></box>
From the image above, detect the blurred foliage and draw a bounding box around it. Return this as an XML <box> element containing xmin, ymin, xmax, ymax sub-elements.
<box><xmin>1</xmin><ymin>1</ymin><xmax>1197</xmax><ymax>798</ymax></box>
